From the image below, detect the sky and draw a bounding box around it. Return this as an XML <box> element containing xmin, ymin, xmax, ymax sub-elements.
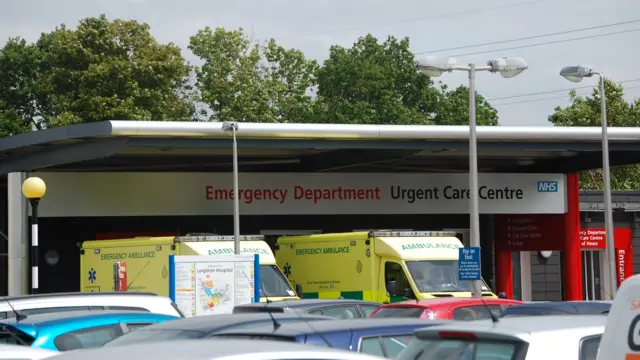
<box><xmin>1</xmin><ymin>0</ymin><xmax>639</xmax><ymax>126</ymax></box>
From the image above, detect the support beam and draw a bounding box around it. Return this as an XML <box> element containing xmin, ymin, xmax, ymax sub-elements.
<box><xmin>300</xmin><ymin>149</ymin><xmax>422</xmax><ymax>172</ymax></box>
<box><xmin>7</xmin><ymin>172</ymin><xmax>28</xmax><ymax>296</ymax></box>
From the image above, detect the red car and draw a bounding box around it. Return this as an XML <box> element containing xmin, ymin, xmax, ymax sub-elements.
<box><xmin>370</xmin><ymin>297</ymin><xmax>524</xmax><ymax>320</ymax></box>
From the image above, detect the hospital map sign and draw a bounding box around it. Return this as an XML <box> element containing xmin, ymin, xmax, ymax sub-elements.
<box><xmin>35</xmin><ymin>172</ymin><xmax>567</xmax><ymax>217</ymax></box>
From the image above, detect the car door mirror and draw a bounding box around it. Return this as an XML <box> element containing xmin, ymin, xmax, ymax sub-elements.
<box><xmin>386</xmin><ymin>281</ymin><xmax>397</xmax><ymax>297</ymax></box>
<box><xmin>498</xmin><ymin>292</ymin><xmax>507</xmax><ymax>299</ymax></box>
<box><xmin>295</xmin><ymin>284</ymin><xmax>303</xmax><ymax>298</ymax></box>
<box><xmin>403</xmin><ymin>287</ymin><xmax>415</xmax><ymax>299</ymax></box>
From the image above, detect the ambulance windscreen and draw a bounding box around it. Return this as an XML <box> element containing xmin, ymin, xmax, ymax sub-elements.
<box><xmin>260</xmin><ymin>265</ymin><xmax>296</xmax><ymax>298</ymax></box>
<box><xmin>406</xmin><ymin>260</ymin><xmax>488</xmax><ymax>293</ymax></box>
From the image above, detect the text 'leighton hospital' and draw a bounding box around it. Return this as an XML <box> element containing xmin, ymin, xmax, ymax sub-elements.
<box><xmin>204</xmin><ymin>184</ymin><xmax>529</xmax><ymax>205</ymax></box>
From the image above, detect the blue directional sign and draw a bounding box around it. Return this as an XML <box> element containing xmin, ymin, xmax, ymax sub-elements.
<box><xmin>458</xmin><ymin>247</ymin><xmax>481</xmax><ymax>281</ymax></box>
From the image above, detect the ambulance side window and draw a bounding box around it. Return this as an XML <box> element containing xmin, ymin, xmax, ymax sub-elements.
<box><xmin>385</xmin><ymin>261</ymin><xmax>410</xmax><ymax>295</ymax></box>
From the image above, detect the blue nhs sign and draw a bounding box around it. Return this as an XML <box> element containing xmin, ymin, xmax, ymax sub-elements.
<box><xmin>537</xmin><ymin>181</ymin><xmax>558</xmax><ymax>192</ymax></box>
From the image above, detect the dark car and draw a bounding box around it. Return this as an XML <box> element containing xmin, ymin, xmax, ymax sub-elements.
<box><xmin>212</xmin><ymin>318</ymin><xmax>448</xmax><ymax>358</ymax></box>
<box><xmin>233</xmin><ymin>299</ymin><xmax>382</xmax><ymax>319</ymax></box>
<box><xmin>501</xmin><ymin>301</ymin><xmax>611</xmax><ymax>317</ymax></box>
<box><xmin>102</xmin><ymin>312</ymin><xmax>334</xmax><ymax>347</ymax></box>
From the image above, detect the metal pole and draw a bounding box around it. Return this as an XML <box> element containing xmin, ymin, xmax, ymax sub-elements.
<box><xmin>468</xmin><ymin>63</ymin><xmax>482</xmax><ymax>298</ymax></box>
<box><xmin>231</xmin><ymin>126</ymin><xmax>241</xmax><ymax>255</ymax></box>
<box><xmin>30</xmin><ymin>199</ymin><xmax>40</xmax><ymax>294</ymax></box>
<box><xmin>598</xmin><ymin>73</ymin><xmax>617</xmax><ymax>299</ymax></box>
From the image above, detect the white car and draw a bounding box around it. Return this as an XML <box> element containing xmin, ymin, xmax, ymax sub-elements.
<box><xmin>0</xmin><ymin>344</ymin><xmax>58</xmax><ymax>359</ymax></box>
<box><xmin>47</xmin><ymin>339</ymin><xmax>386</xmax><ymax>360</ymax></box>
<box><xmin>0</xmin><ymin>292</ymin><xmax>182</xmax><ymax>319</ymax></box>
<box><xmin>397</xmin><ymin>315</ymin><xmax>605</xmax><ymax>360</ymax></box>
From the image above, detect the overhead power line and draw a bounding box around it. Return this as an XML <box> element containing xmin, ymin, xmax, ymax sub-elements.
<box><xmin>415</xmin><ymin>19</ymin><xmax>640</xmax><ymax>55</ymax></box>
<box><xmin>487</xmin><ymin>78</ymin><xmax>640</xmax><ymax>101</ymax></box>
<box><xmin>275</xmin><ymin>0</ymin><xmax>547</xmax><ymax>40</ymax></box>
<box><xmin>444</xmin><ymin>28</ymin><xmax>640</xmax><ymax>57</ymax></box>
<box><xmin>492</xmin><ymin>84</ymin><xmax>640</xmax><ymax>107</ymax></box>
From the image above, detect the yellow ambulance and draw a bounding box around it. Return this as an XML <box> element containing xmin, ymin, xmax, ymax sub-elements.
<box><xmin>275</xmin><ymin>230</ymin><xmax>496</xmax><ymax>302</ymax></box>
<box><xmin>81</xmin><ymin>234</ymin><xmax>300</xmax><ymax>302</ymax></box>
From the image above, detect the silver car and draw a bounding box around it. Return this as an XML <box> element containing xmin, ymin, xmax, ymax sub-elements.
<box><xmin>397</xmin><ymin>315</ymin><xmax>605</xmax><ymax>360</ymax></box>
<box><xmin>46</xmin><ymin>339</ymin><xmax>386</xmax><ymax>360</ymax></box>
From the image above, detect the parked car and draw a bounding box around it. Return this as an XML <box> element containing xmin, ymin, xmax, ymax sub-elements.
<box><xmin>212</xmin><ymin>318</ymin><xmax>449</xmax><ymax>358</ymax></box>
<box><xmin>0</xmin><ymin>292</ymin><xmax>183</xmax><ymax>319</ymax></box>
<box><xmin>370</xmin><ymin>297</ymin><xmax>523</xmax><ymax>320</ymax></box>
<box><xmin>103</xmin><ymin>313</ymin><xmax>335</xmax><ymax>347</ymax></box>
<box><xmin>0</xmin><ymin>344</ymin><xmax>57</xmax><ymax>359</ymax></box>
<box><xmin>501</xmin><ymin>301</ymin><xmax>611</xmax><ymax>317</ymax></box>
<box><xmin>396</xmin><ymin>315</ymin><xmax>605</xmax><ymax>360</ymax></box>
<box><xmin>46</xmin><ymin>339</ymin><xmax>386</xmax><ymax>360</ymax></box>
<box><xmin>0</xmin><ymin>310</ymin><xmax>178</xmax><ymax>351</ymax></box>
<box><xmin>233</xmin><ymin>299</ymin><xmax>382</xmax><ymax>319</ymax></box>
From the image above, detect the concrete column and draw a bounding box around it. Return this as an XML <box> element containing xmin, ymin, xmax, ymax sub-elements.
<box><xmin>7</xmin><ymin>172</ymin><xmax>28</xmax><ymax>296</ymax></box>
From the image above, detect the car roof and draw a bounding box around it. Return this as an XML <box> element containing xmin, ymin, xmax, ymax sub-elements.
<box><xmin>502</xmin><ymin>301</ymin><xmax>611</xmax><ymax>315</ymax></box>
<box><xmin>385</xmin><ymin>297</ymin><xmax>523</xmax><ymax>307</ymax></box>
<box><xmin>43</xmin><ymin>339</ymin><xmax>384</xmax><ymax>360</ymax></box>
<box><xmin>1</xmin><ymin>310</ymin><xmax>166</xmax><ymax>325</ymax></box>
<box><xmin>217</xmin><ymin>318</ymin><xmax>449</xmax><ymax>337</ymax></box>
<box><xmin>238</xmin><ymin>299</ymin><xmax>381</xmax><ymax>309</ymax></box>
<box><xmin>414</xmin><ymin>315</ymin><xmax>606</xmax><ymax>340</ymax></box>
<box><xmin>136</xmin><ymin>313</ymin><xmax>334</xmax><ymax>331</ymax></box>
<box><xmin>0</xmin><ymin>292</ymin><xmax>158</xmax><ymax>302</ymax></box>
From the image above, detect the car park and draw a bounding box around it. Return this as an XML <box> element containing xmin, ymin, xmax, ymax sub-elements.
<box><xmin>212</xmin><ymin>318</ymin><xmax>449</xmax><ymax>358</ymax></box>
<box><xmin>233</xmin><ymin>299</ymin><xmax>382</xmax><ymax>319</ymax></box>
<box><xmin>103</xmin><ymin>313</ymin><xmax>335</xmax><ymax>347</ymax></box>
<box><xmin>0</xmin><ymin>310</ymin><xmax>178</xmax><ymax>351</ymax></box>
<box><xmin>396</xmin><ymin>315</ymin><xmax>605</xmax><ymax>360</ymax></box>
<box><xmin>501</xmin><ymin>300</ymin><xmax>611</xmax><ymax>317</ymax></box>
<box><xmin>0</xmin><ymin>292</ymin><xmax>183</xmax><ymax>319</ymax></box>
<box><xmin>45</xmin><ymin>339</ymin><xmax>387</xmax><ymax>360</ymax></box>
<box><xmin>370</xmin><ymin>297</ymin><xmax>523</xmax><ymax>320</ymax></box>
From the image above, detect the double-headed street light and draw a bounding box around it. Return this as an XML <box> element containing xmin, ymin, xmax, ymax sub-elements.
<box><xmin>417</xmin><ymin>56</ymin><xmax>528</xmax><ymax>298</ymax></box>
<box><xmin>560</xmin><ymin>65</ymin><xmax>616</xmax><ymax>299</ymax></box>
<box><xmin>21</xmin><ymin>176</ymin><xmax>46</xmax><ymax>295</ymax></box>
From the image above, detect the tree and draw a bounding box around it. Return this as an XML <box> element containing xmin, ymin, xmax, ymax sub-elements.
<box><xmin>189</xmin><ymin>27</ymin><xmax>319</xmax><ymax>123</ymax></box>
<box><xmin>315</xmin><ymin>34</ymin><xmax>498</xmax><ymax>125</ymax></box>
<box><xmin>548</xmin><ymin>78</ymin><xmax>640</xmax><ymax>190</ymax></box>
<box><xmin>0</xmin><ymin>14</ymin><xmax>195</xmax><ymax>131</ymax></box>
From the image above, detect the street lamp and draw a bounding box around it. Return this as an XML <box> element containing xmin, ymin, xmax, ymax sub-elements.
<box><xmin>417</xmin><ymin>56</ymin><xmax>528</xmax><ymax>298</ymax></box>
<box><xmin>21</xmin><ymin>176</ymin><xmax>46</xmax><ymax>294</ymax></box>
<box><xmin>560</xmin><ymin>65</ymin><xmax>616</xmax><ymax>299</ymax></box>
<box><xmin>222</xmin><ymin>122</ymin><xmax>241</xmax><ymax>255</ymax></box>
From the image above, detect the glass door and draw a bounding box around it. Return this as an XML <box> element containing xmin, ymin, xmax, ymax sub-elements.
<box><xmin>582</xmin><ymin>250</ymin><xmax>602</xmax><ymax>300</ymax></box>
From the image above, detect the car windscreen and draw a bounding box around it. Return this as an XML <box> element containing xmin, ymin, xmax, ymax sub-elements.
<box><xmin>260</xmin><ymin>265</ymin><xmax>296</xmax><ymax>298</ymax></box>
<box><xmin>0</xmin><ymin>325</ymin><xmax>35</xmax><ymax>346</ymax></box>
<box><xmin>103</xmin><ymin>329</ymin><xmax>207</xmax><ymax>347</ymax></box>
<box><xmin>501</xmin><ymin>306</ymin><xmax>578</xmax><ymax>317</ymax></box>
<box><xmin>397</xmin><ymin>337</ymin><xmax>525</xmax><ymax>360</ymax></box>
<box><xmin>213</xmin><ymin>334</ymin><xmax>297</xmax><ymax>342</ymax></box>
<box><xmin>372</xmin><ymin>307</ymin><xmax>425</xmax><ymax>318</ymax></box>
<box><xmin>406</xmin><ymin>260</ymin><xmax>489</xmax><ymax>293</ymax></box>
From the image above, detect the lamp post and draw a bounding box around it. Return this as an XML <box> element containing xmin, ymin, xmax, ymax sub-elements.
<box><xmin>222</xmin><ymin>122</ymin><xmax>241</xmax><ymax>255</ymax></box>
<box><xmin>21</xmin><ymin>176</ymin><xmax>46</xmax><ymax>294</ymax></box>
<box><xmin>417</xmin><ymin>56</ymin><xmax>528</xmax><ymax>298</ymax></box>
<box><xmin>560</xmin><ymin>65</ymin><xmax>616</xmax><ymax>299</ymax></box>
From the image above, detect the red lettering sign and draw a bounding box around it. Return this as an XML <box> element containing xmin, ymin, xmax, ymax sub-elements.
<box><xmin>579</xmin><ymin>228</ymin><xmax>633</xmax><ymax>286</ymax></box>
<box><xmin>494</xmin><ymin>214</ymin><xmax>565</xmax><ymax>251</ymax></box>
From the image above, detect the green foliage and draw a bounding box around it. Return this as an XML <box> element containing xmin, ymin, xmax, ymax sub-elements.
<box><xmin>315</xmin><ymin>34</ymin><xmax>498</xmax><ymax>125</ymax></box>
<box><xmin>548</xmin><ymin>78</ymin><xmax>640</xmax><ymax>190</ymax></box>
<box><xmin>0</xmin><ymin>14</ymin><xmax>194</xmax><ymax>132</ymax></box>
<box><xmin>189</xmin><ymin>27</ymin><xmax>319</xmax><ymax>122</ymax></box>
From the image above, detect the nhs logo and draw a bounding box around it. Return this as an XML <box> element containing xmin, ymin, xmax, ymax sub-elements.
<box><xmin>537</xmin><ymin>181</ymin><xmax>558</xmax><ymax>192</ymax></box>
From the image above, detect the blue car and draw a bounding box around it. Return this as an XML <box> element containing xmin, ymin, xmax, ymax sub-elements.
<box><xmin>213</xmin><ymin>318</ymin><xmax>448</xmax><ymax>358</ymax></box>
<box><xmin>0</xmin><ymin>310</ymin><xmax>178</xmax><ymax>351</ymax></box>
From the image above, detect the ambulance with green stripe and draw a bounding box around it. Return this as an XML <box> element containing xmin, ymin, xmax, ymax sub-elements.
<box><xmin>275</xmin><ymin>231</ymin><xmax>496</xmax><ymax>302</ymax></box>
<box><xmin>80</xmin><ymin>235</ymin><xmax>299</xmax><ymax>302</ymax></box>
